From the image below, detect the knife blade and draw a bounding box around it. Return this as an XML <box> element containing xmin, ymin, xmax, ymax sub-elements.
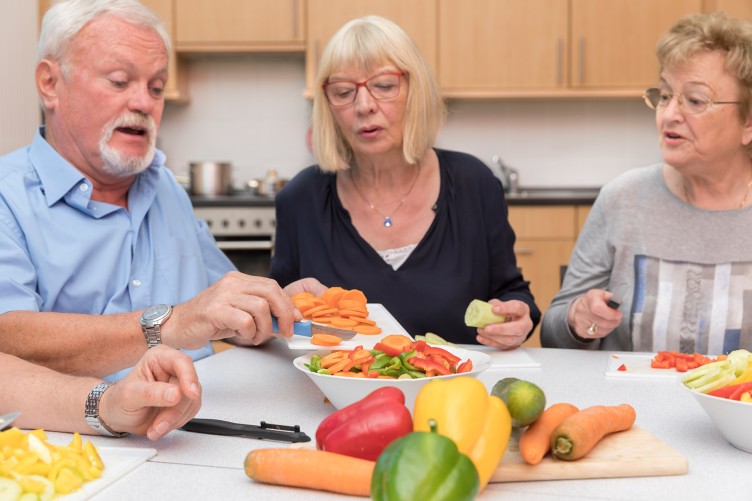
<box><xmin>180</xmin><ymin>418</ymin><xmax>311</xmax><ymax>443</ymax></box>
<box><xmin>272</xmin><ymin>317</ymin><xmax>358</xmax><ymax>340</ymax></box>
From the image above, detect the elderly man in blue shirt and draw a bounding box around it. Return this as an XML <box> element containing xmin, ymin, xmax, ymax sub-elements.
<box><xmin>0</xmin><ymin>0</ymin><xmax>297</xmax><ymax>381</ymax></box>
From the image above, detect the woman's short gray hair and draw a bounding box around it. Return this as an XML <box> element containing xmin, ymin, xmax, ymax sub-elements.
<box><xmin>38</xmin><ymin>0</ymin><xmax>170</xmax><ymax>78</ymax></box>
<box><xmin>657</xmin><ymin>12</ymin><xmax>752</xmax><ymax>155</ymax></box>
<box><xmin>312</xmin><ymin>16</ymin><xmax>446</xmax><ymax>172</ymax></box>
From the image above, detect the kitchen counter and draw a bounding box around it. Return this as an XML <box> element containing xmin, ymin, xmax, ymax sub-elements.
<box><xmin>46</xmin><ymin>343</ymin><xmax>751</xmax><ymax>500</ymax></box>
<box><xmin>504</xmin><ymin>187</ymin><xmax>600</xmax><ymax>205</ymax></box>
<box><xmin>190</xmin><ymin>192</ymin><xmax>276</xmax><ymax>208</ymax></box>
<box><xmin>190</xmin><ymin>187</ymin><xmax>600</xmax><ymax>208</ymax></box>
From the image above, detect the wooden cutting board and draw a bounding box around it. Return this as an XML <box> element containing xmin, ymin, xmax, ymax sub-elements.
<box><xmin>490</xmin><ymin>426</ymin><xmax>687</xmax><ymax>483</ymax></box>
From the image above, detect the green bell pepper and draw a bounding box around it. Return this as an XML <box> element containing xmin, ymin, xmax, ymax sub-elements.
<box><xmin>371</xmin><ymin>419</ymin><xmax>479</xmax><ymax>501</ymax></box>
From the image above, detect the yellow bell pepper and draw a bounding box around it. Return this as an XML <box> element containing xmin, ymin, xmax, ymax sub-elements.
<box><xmin>741</xmin><ymin>391</ymin><xmax>752</xmax><ymax>403</ymax></box>
<box><xmin>732</xmin><ymin>367</ymin><xmax>752</xmax><ymax>385</ymax></box>
<box><xmin>413</xmin><ymin>376</ymin><xmax>512</xmax><ymax>490</ymax></box>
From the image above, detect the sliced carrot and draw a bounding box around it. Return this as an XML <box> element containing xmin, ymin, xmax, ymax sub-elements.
<box><xmin>311</xmin><ymin>315</ymin><xmax>335</xmax><ymax>324</ymax></box>
<box><xmin>519</xmin><ymin>403</ymin><xmax>580</xmax><ymax>465</ymax></box>
<box><xmin>338</xmin><ymin>299</ymin><xmax>368</xmax><ymax>310</ymax></box>
<box><xmin>319</xmin><ymin>351</ymin><xmax>347</xmax><ymax>368</ymax></box>
<box><xmin>350</xmin><ymin>317</ymin><xmax>377</xmax><ymax>326</ymax></box>
<box><xmin>327</xmin><ymin>358</ymin><xmax>355</xmax><ymax>374</ymax></box>
<box><xmin>322</xmin><ymin>286</ymin><xmax>347</xmax><ymax>306</ymax></box>
<box><xmin>302</xmin><ymin>305</ymin><xmax>337</xmax><ymax>318</ymax></box>
<box><xmin>341</xmin><ymin>289</ymin><xmax>367</xmax><ymax>303</ymax></box>
<box><xmin>330</xmin><ymin>317</ymin><xmax>359</xmax><ymax>328</ymax></box>
<box><xmin>291</xmin><ymin>292</ymin><xmax>316</xmax><ymax>301</ymax></box>
<box><xmin>338</xmin><ymin>309</ymin><xmax>369</xmax><ymax>318</ymax></box>
<box><xmin>311</xmin><ymin>333</ymin><xmax>343</xmax><ymax>347</ymax></box>
<box><xmin>354</xmin><ymin>325</ymin><xmax>382</xmax><ymax>335</ymax></box>
<box><xmin>379</xmin><ymin>334</ymin><xmax>413</xmax><ymax>351</ymax></box>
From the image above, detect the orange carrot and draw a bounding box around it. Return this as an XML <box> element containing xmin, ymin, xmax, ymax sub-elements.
<box><xmin>330</xmin><ymin>317</ymin><xmax>359</xmax><ymax>328</ymax></box>
<box><xmin>354</xmin><ymin>325</ymin><xmax>382</xmax><ymax>335</ymax></box>
<box><xmin>551</xmin><ymin>404</ymin><xmax>636</xmax><ymax>460</ymax></box>
<box><xmin>519</xmin><ymin>403</ymin><xmax>580</xmax><ymax>465</ymax></box>
<box><xmin>311</xmin><ymin>334</ymin><xmax>342</xmax><ymax>347</ymax></box>
<box><xmin>244</xmin><ymin>448</ymin><xmax>374</xmax><ymax>497</ymax></box>
<box><xmin>340</xmin><ymin>289</ymin><xmax>367</xmax><ymax>303</ymax></box>
<box><xmin>380</xmin><ymin>334</ymin><xmax>413</xmax><ymax>351</ymax></box>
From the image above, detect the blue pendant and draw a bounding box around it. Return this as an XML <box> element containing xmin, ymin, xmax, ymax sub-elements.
<box><xmin>383</xmin><ymin>217</ymin><xmax>393</xmax><ymax>227</ymax></box>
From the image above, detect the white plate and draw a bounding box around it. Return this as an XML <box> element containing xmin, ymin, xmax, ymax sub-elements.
<box><xmin>64</xmin><ymin>446</ymin><xmax>156</xmax><ymax>499</ymax></box>
<box><xmin>286</xmin><ymin>303</ymin><xmax>410</xmax><ymax>350</ymax></box>
<box><xmin>604</xmin><ymin>352</ymin><xmax>682</xmax><ymax>380</ymax></box>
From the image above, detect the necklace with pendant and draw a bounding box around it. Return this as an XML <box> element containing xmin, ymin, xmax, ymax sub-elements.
<box><xmin>349</xmin><ymin>162</ymin><xmax>421</xmax><ymax>228</ymax></box>
<box><xmin>682</xmin><ymin>166</ymin><xmax>752</xmax><ymax>209</ymax></box>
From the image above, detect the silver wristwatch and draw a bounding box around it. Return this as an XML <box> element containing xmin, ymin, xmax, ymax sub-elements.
<box><xmin>84</xmin><ymin>382</ymin><xmax>128</xmax><ymax>437</ymax></box>
<box><xmin>140</xmin><ymin>304</ymin><xmax>173</xmax><ymax>348</ymax></box>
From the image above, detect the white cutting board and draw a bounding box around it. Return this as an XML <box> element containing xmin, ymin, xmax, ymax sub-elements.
<box><xmin>286</xmin><ymin>303</ymin><xmax>410</xmax><ymax>350</ymax></box>
<box><xmin>604</xmin><ymin>352</ymin><xmax>683</xmax><ymax>380</ymax></box>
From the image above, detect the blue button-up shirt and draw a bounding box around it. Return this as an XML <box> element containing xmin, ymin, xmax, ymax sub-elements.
<box><xmin>0</xmin><ymin>128</ymin><xmax>235</xmax><ymax>380</ymax></box>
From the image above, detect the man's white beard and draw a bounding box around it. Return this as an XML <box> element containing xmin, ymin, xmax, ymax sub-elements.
<box><xmin>99</xmin><ymin>112</ymin><xmax>157</xmax><ymax>177</ymax></box>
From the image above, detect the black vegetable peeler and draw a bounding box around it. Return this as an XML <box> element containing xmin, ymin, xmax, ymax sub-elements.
<box><xmin>180</xmin><ymin>418</ymin><xmax>311</xmax><ymax>443</ymax></box>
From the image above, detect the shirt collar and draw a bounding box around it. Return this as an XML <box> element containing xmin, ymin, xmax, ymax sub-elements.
<box><xmin>29</xmin><ymin>126</ymin><xmax>166</xmax><ymax>209</ymax></box>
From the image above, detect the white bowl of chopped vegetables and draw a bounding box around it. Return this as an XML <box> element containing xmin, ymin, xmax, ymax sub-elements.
<box><xmin>679</xmin><ymin>349</ymin><xmax>752</xmax><ymax>453</ymax></box>
<box><xmin>293</xmin><ymin>344</ymin><xmax>492</xmax><ymax>412</ymax></box>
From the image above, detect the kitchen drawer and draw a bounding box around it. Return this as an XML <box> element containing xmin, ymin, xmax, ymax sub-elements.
<box><xmin>508</xmin><ymin>206</ymin><xmax>577</xmax><ymax>240</ymax></box>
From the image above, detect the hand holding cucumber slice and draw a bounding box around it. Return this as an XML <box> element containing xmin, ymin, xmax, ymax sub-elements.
<box><xmin>464</xmin><ymin>299</ymin><xmax>507</xmax><ymax>328</ymax></box>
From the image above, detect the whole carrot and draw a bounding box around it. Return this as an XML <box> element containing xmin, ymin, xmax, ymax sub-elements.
<box><xmin>550</xmin><ymin>404</ymin><xmax>636</xmax><ymax>460</ymax></box>
<box><xmin>519</xmin><ymin>403</ymin><xmax>580</xmax><ymax>465</ymax></box>
<box><xmin>244</xmin><ymin>448</ymin><xmax>374</xmax><ymax>497</ymax></box>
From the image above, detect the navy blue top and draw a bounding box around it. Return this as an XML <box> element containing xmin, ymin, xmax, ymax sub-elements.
<box><xmin>269</xmin><ymin>148</ymin><xmax>540</xmax><ymax>344</ymax></box>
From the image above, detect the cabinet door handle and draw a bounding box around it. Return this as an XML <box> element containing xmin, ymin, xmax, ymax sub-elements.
<box><xmin>514</xmin><ymin>247</ymin><xmax>534</xmax><ymax>255</ymax></box>
<box><xmin>291</xmin><ymin>0</ymin><xmax>299</xmax><ymax>39</ymax></box>
<box><xmin>578</xmin><ymin>37</ymin><xmax>585</xmax><ymax>85</ymax></box>
<box><xmin>556</xmin><ymin>38</ymin><xmax>563</xmax><ymax>86</ymax></box>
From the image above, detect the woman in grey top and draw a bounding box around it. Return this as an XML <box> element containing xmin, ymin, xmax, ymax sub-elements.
<box><xmin>541</xmin><ymin>12</ymin><xmax>752</xmax><ymax>354</ymax></box>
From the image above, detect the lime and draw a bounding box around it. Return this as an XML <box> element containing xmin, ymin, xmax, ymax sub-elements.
<box><xmin>491</xmin><ymin>378</ymin><xmax>546</xmax><ymax>427</ymax></box>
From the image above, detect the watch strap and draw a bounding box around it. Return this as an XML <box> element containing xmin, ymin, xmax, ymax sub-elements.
<box><xmin>143</xmin><ymin>324</ymin><xmax>162</xmax><ymax>348</ymax></box>
<box><xmin>85</xmin><ymin>382</ymin><xmax>128</xmax><ymax>437</ymax></box>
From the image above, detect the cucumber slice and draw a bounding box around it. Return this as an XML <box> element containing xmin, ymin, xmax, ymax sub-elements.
<box><xmin>464</xmin><ymin>299</ymin><xmax>507</xmax><ymax>328</ymax></box>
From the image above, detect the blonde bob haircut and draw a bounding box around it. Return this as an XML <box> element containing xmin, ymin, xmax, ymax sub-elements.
<box><xmin>312</xmin><ymin>16</ymin><xmax>446</xmax><ymax>172</ymax></box>
<box><xmin>656</xmin><ymin>12</ymin><xmax>752</xmax><ymax>155</ymax></box>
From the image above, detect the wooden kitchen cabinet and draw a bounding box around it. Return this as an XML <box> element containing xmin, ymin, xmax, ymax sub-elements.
<box><xmin>175</xmin><ymin>0</ymin><xmax>304</xmax><ymax>52</ymax></box>
<box><xmin>439</xmin><ymin>0</ymin><xmax>701</xmax><ymax>97</ymax></box>
<box><xmin>508</xmin><ymin>206</ymin><xmax>579</xmax><ymax>347</ymax></box>
<box><xmin>439</xmin><ymin>0</ymin><xmax>569</xmax><ymax>95</ymax></box>
<box><xmin>142</xmin><ymin>0</ymin><xmax>189</xmax><ymax>102</ymax></box>
<box><xmin>705</xmin><ymin>0</ymin><xmax>752</xmax><ymax>18</ymax></box>
<box><xmin>305</xmin><ymin>0</ymin><xmax>437</xmax><ymax>96</ymax></box>
<box><xmin>571</xmin><ymin>0</ymin><xmax>702</xmax><ymax>89</ymax></box>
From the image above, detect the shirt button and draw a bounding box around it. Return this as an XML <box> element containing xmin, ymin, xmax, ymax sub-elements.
<box><xmin>132</xmin><ymin>279</ymin><xmax>142</xmax><ymax>287</ymax></box>
<box><xmin>80</xmin><ymin>184</ymin><xmax>89</xmax><ymax>192</ymax></box>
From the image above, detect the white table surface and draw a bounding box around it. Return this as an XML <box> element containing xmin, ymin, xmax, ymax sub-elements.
<box><xmin>48</xmin><ymin>341</ymin><xmax>751</xmax><ymax>500</ymax></box>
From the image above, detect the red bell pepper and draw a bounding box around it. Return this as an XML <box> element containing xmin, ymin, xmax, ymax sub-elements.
<box><xmin>456</xmin><ymin>359</ymin><xmax>473</xmax><ymax>373</ymax></box>
<box><xmin>423</xmin><ymin>346</ymin><xmax>461</xmax><ymax>365</ymax></box>
<box><xmin>315</xmin><ymin>387</ymin><xmax>413</xmax><ymax>461</ymax></box>
<box><xmin>408</xmin><ymin>356</ymin><xmax>452</xmax><ymax>376</ymax></box>
<box><xmin>373</xmin><ymin>342</ymin><xmax>404</xmax><ymax>357</ymax></box>
<box><xmin>708</xmin><ymin>381</ymin><xmax>752</xmax><ymax>400</ymax></box>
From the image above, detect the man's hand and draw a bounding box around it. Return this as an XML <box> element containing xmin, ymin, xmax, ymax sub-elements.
<box><xmin>99</xmin><ymin>346</ymin><xmax>201</xmax><ymax>440</ymax></box>
<box><xmin>164</xmin><ymin>272</ymin><xmax>297</xmax><ymax>348</ymax></box>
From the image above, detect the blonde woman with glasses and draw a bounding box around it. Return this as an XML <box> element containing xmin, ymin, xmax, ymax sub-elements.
<box><xmin>273</xmin><ymin>16</ymin><xmax>539</xmax><ymax>350</ymax></box>
<box><xmin>542</xmin><ymin>12</ymin><xmax>752</xmax><ymax>354</ymax></box>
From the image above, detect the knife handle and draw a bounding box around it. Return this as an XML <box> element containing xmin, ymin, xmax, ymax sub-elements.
<box><xmin>272</xmin><ymin>316</ymin><xmax>312</xmax><ymax>337</ymax></box>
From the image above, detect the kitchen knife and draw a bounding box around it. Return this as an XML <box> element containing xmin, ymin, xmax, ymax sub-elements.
<box><xmin>181</xmin><ymin>418</ymin><xmax>311</xmax><ymax>443</ymax></box>
<box><xmin>272</xmin><ymin>317</ymin><xmax>358</xmax><ymax>340</ymax></box>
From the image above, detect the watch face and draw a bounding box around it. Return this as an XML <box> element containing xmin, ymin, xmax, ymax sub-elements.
<box><xmin>143</xmin><ymin>304</ymin><xmax>171</xmax><ymax>322</ymax></box>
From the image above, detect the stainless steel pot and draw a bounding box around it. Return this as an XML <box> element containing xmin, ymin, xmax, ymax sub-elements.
<box><xmin>190</xmin><ymin>162</ymin><xmax>232</xmax><ymax>197</ymax></box>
